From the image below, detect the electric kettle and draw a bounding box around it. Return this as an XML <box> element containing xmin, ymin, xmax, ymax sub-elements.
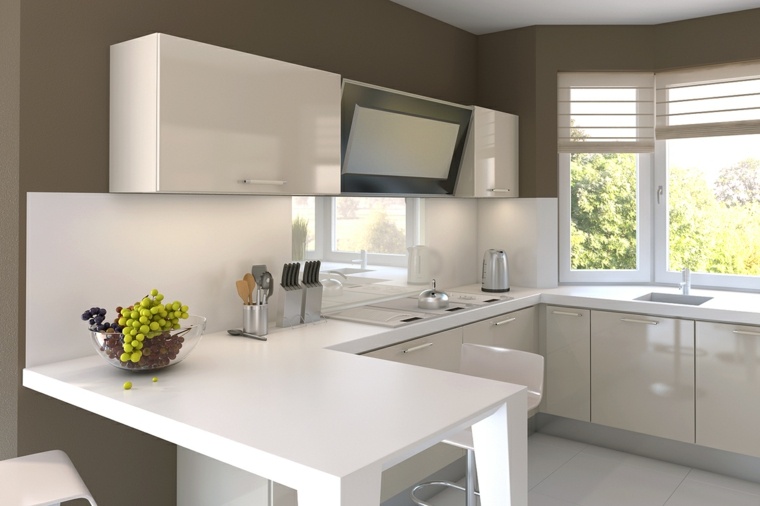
<box><xmin>482</xmin><ymin>249</ymin><xmax>509</xmax><ymax>292</ymax></box>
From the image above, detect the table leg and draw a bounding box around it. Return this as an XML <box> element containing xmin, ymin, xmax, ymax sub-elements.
<box><xmin>296</xmin><ymin>463</ymin><xmax>382</xmax><ymax>506</ymax></box>
<box><xmin>471</xmin><ymin>389</ymin><xmax>528</xmax><ymax>506</ymax></box>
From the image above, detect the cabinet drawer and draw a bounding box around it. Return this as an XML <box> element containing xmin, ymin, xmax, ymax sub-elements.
<box><xmin>463</xmin><ymin>306</ymin><xmax>537</xmax><ymax>353</ymax></box>
<box><xmin>363</xmin><ymin>327</ymin><xmax>463</xmax><ymax>373</ymax></box>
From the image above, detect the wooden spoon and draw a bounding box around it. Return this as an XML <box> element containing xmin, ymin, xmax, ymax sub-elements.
<box><xmin>236</xmin><ymin>279</ymin><xmax>250</xmax><ymax>305</ymax></box>
<box><xmin>243</xmin><ymin>273</ymin><xmax>256</xmax><ymax>304</ymax></box>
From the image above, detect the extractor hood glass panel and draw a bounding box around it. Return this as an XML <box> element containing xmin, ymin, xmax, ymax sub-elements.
<box><xmin>343</xmin><ymin>105</ymin><xmax>459</xmax><ymax>179</ymax></box>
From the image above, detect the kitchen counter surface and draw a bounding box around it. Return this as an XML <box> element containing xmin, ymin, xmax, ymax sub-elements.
<box><xmin>22</xmin><ymin>282</ymin><xmax>760</xmax><ymax>505</ymax></box>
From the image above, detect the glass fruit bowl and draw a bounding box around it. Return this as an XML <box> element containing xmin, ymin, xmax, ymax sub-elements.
<box><xmin>90</xmin><ymin>315</ymin><xmax>207</xmax><ymax>371</ymax></box>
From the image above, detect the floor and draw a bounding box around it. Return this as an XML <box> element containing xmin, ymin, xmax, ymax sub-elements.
<box><xmin>425</xmin><ymin>433</ymin><xmax>760</xmax><ymax>506</ymax></box>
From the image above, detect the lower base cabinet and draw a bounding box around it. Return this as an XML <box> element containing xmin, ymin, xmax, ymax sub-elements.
<box><xmin>696</xmin><ymin>321</ymin><xmax>760</xmax><ymax>458</ymax></box>
<box><xmin>543</xmin><ymin>306</ymin><xmax>590</xmax><ymax>422</ymax></box>
<box><xmin>591</xmin><ymin>310</ymin><xmax>695</xmax><ymax>443</ymax></box>
<box><xmin>363</xmin><ymin>328</ymin><xmax>465</xmax><ymax>501</ymax></box>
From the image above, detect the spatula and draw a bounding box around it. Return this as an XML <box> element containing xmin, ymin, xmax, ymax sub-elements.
<box><xmin>236</xmin><ymin>279</ymin><xmax>250</xmax><ymax>305</ymax></box>
<box><xmin>243</xmin><ymin>273</ymin><xmax>256</xmax><ymax>303</ymax></box>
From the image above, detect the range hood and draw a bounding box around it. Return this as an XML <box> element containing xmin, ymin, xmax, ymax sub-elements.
<box><xmin>340</xmin><ymin>80</ymin><xmax>473</xmax><ymax>196</ymax></box>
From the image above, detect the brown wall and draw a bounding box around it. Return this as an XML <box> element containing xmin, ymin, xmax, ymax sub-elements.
<box><xmin>478</xmin><ymin>8</ymin><xmax>760</xmax><ymax>198</ymax></box>
<box><xmin>12</xmin><ymin>2</ymin><xmax>760</xmax><ymax>504</ymax></box>
<box><xmin>16</xmin><ymin>1</ymin><xmax>476</xmax><ymax>504</ymax></box>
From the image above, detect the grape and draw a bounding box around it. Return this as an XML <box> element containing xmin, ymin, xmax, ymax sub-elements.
<box><xmin>81</xmin><ymin>290</ymin><xmax>190</xmax><ymax>369</ymax></box>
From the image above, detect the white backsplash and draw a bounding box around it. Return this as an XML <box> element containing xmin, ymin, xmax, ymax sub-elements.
<box><xmin>422</xmin><ymin>198</ymin><xmax>479</xmax><ymax>289</ymax></box>
<box><xmin>26</xmin><ymin>192</ymin><xmax>292</xmax><ymax>367</ymax></box>
<box><xmin>477</xmin><ymin>198</ymin><xmax>558</xmax><ymax>288</ymax></box>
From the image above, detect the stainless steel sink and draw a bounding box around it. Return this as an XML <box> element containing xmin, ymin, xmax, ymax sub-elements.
<box><xmin>634</xmin><ymin>292</ymin><xmax>713</xmax><ymax>306</ymax></box>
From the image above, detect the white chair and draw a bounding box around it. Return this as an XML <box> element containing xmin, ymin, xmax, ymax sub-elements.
<box><xmin>410</xmin><ymin>344</ymin><xmax>544</xmax><ymax>506</ymax></box>
<box><xmin>0</xmin><ymin>449</ymin><xmax>97</xmax><ymax>506</ymax></box>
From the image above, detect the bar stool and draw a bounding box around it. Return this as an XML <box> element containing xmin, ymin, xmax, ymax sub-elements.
<box><xmin>0</xmin><ymin>449</ymin><xmax>97</xmax><ymax>505</ymax></box>
<box><xmin>411</xmin><ymin>344</ymin><xmax>544</xmax><ymax>506</ymax></box>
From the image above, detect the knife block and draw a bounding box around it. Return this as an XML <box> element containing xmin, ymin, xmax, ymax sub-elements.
<box><xmin>277</xmin><ymin>286</ymin><xmax>304</xmax><ymax>328</ymax></box>
<box><xmin>301</xmin><ymin>284</ymin><xmax>323</xmax><ymax>324</ymax></box>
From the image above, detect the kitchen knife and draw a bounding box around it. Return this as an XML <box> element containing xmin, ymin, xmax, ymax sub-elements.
<box><xmin>281</xmin><ymin>263</ymin><xmax>288</xmax><ymax>289</ymax></box>
<box><xmin>293</xmin><ymin>263</ymin><xmax>301</xmax><ymax>288</ymax></box>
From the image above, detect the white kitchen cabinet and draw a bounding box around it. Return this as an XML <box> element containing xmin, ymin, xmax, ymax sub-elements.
<box><xmin>454</xmin><ymin>106</ymin><xmax>519</xmax><ymax>198</ymax></box>
<box><xmin>543</xmin><ymin>306</ymin><xmax>590</xmax><ymax>422</ymax></box>
<box><xmin>110</xmin><ymin>33</ymin><xmax>341</xmax><ymax>195</ymax></box>
<box><xmin>462</xmin><ymin>306</ymin><xmax>537</xmax><ymax>353</ymax></box>
<box><xmin>696</xmin><ymin>321</ymin><xmax>760</xmax><ymax>458</ymax></box>
<box><xmin>364</xmin><ymin>327</ymin><xmax>463</xmax><ymax>372</ymax></box>
<box><xmin>591</xmin><ymin>310</ymin><xmax>695</xmax><ymax>443</ymax></box>
<box><xmin>363</xmin><ymin>327</ymin><xmax>464</xmax><ymax>502</ymax></box>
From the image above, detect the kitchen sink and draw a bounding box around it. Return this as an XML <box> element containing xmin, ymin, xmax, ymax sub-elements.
<box><xmin>634</xmin><ymin>292</ymin><xmax>713</xmax><ymax>306</ymax></box>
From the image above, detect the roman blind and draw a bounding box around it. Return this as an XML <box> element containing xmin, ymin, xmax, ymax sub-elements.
<box><xmin>656</xmin><ymin>60</ymin><xmax>760</xmax><ymax>140</ymax></box>
<box><xmin>558</xmin><ymin>72</ymin><xmax>654</xmax><ymax>153</ymax></box>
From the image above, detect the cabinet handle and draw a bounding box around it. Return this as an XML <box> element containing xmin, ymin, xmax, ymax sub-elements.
<box><xmin>493</xmin><ymin>317</ymin><xmax>517</xmax><ymax>326</ymax></box>
<box><xmin>732</xmin><ymin>329</ymin><xmax>760</xmax><ymax>336</ymax></box>
<box><xmin>403</xmin><ymin>342</ymin><xmax>434</xmax><ymax>354</ymax></box>
<box><xmin>552</xmin><ymin>310</ymin><xmax>582</xmax><ymax>317</ymax></box>
<box><xmin>620</xmin><ymin>318</ymin><xmax>658</xmax><ymax>325</ymax></box>
<box><xmin>240</xmin><ymin>179</ymin><xmax>287</xmax><ymax>185</ymax></box>
<box><xmin>487</xmin><ymin>188</ymin><xmax>511</xmax><ymax>193</ymax></box>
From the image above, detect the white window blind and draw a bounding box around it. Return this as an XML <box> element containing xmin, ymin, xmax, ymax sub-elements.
<box><xmin>656</xmin><ymin>61</ymin><xmax>760</xmax><ymax>140</ymax></box>
<box><xmin>558</xmin><ymin>72</ymin><xmax>654</xmax><ymax>153</ymax></box>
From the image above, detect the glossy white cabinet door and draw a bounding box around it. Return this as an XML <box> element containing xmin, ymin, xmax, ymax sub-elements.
<box><xmin>363</xmin><ymin>327</ymin><xmax>464</xmax><ymax>501</ymax></box>
<box><xmin>110</xmin><ymin>33</ymin><xmax>341</xmax><ymax>195</ymax></box>
<box><xmin>463</xmin><ymin>306</ymin><xmax>537</xmax><ymax>353</ymax></box>
<box><xmin>455</xmin><ymin>106</ymin><xmax>519</xmax><ymax>198</ymax></box>
<box><xmin>544</xmin><ymin>306</ymin><xmax>590</xmax><ymax>422</ymax></box>
<box><xmin>696</xmin><ymin>321</ymin><xmax>760</xmax><ymax>457</ymax></box>
<box><xmin>591</xmin><ymin>310</ymin><xmax>695</xmax><ymax>443</ymax></box>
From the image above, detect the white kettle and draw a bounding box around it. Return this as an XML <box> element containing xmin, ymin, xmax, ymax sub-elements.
<box><xmin>407</xmin><ymin>246</ymin><xmax>431</xmax><ymax>284</ymax></box>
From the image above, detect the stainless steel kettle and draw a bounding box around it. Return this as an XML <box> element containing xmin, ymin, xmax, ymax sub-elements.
<box><xmin>482</xmin><ymin>249</ymin><xmax>509</xmax><ymax>292</ymax></box>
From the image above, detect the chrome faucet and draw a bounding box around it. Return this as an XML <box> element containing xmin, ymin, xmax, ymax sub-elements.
<box><xmin>679</xmin><ymin>268</ymin><xmax>691</xmax><ymax>295</ymax></box>
<box><xmin>352</xmin><ymin>249</ymin><xmax>368</xmax><ymax>270</ymax></box>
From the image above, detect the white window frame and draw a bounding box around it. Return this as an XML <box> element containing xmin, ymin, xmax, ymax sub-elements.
<box><xmin>311</xmin><ymin>197</ymin><xmax>423</xmax><ymax>267</ymax></box>
<box><xmin>559</xmin><ymin>153</ymin><xmax>653</xmax><ymax>283</ymax></box>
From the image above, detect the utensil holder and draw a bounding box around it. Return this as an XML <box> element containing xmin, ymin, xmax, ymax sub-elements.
<box><xmin>301</xmin><ymin>284</ymin><xmax>323</xmax><ymax>324</ymax></box>
<box><xmin>277</xmin><ymin>287</ymin><xmax>304</xmax><ymax>328</ymax></box>
<box><xmin>243</xmin><ymin>304</ymin><xmax>268</xmax><ymax>336</ymax></box>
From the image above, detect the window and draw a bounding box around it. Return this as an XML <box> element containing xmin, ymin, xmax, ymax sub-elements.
<box><xmin>655</xmin><ymin>62</ymin><xmax>760</xmax><ymax>289</ymax></box>
<box><xmin>558</xmin><ymin>63</ymin><xmax>760</xmax><ymax>290</ymax></box>
<box><xmin>291</xmin><ymin>196</ymin><xmax>422</xmax><ymax>267</ymax></box>
<box><xmin>558</xmin><ymin>72</ymin><xmax>654</xmax><ymax>283</ymax></box>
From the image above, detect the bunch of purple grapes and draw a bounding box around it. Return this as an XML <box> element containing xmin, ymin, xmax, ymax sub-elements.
<box><xmin>81</xmin><ymin>307</ymin><xmax>123</xmax><ymax>333</ymax></box>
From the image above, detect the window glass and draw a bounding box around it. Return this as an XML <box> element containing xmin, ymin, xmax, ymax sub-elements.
<box><xmin>570</xmin><ymin>152</ymin><xmax>638</xmax><ymax>270</ymax></box>
<box><xmin>333</xmin><ymin>197</ymin><xmax>406</xmax><ymax>255</ymax></box>
<box><xmin>665</xmin><ymin>135</ymin><xmax>760</xmax><ymax>275</ymax></box>
<box><xmin>291</xmin><ymin>196</ymin><xmax>315</xmax><ymax>260</ymax></box>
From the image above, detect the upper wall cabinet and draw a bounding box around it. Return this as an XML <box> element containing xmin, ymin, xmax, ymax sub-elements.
<box><xmin>454</xmin><ymin>106</ymin><xmax>519</xmax><ymax>198</ymax></box>
<box><xmin>110</xmin><ymin>34</ymin><xmax>341</xmax><ymax>195</ymax></box>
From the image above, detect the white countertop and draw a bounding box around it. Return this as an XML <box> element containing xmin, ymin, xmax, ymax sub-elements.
<box><xmin>22</xmin><ymin>282</ymin><xmax>760</xmax><ymax>503</ymax></box>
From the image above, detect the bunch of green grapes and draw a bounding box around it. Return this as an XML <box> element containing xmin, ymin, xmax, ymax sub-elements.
<box><xmin>116</xmin><ymin>289</ymin><xmax>189</xmax><ymax>364</ymax></box>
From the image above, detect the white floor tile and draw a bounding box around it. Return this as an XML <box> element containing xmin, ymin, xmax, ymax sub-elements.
<box><xmin>531</xmin><ymin>445</ymin><xmax>689</xmax><ymax>506</ymax></box>
<box><xmin>664</xmin><ymin>478</ymin><xmax>760</xmax><ymax>506</ymax></box>
<box><xmin>528</xmin><ymin>434</ymin><xmax>587</xmax><ymax>489</ymax></box>
<box><xmin>684</xmin><ymin>468</ymin><xmax>760</xmax><ymax>497</ymax></box>
<box><xmin>409</xmin><ymin>435</ymin><xmax>760</xmax><ymax>506</ymax></box>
